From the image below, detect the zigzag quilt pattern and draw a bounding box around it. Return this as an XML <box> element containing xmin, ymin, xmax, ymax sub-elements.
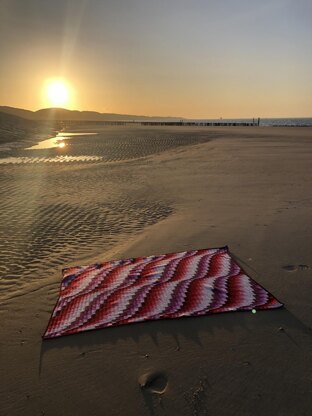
<box><xmin>43</xmin><ymin>246</ymin><xmax>283</xmax><ymax>339</ymax></box>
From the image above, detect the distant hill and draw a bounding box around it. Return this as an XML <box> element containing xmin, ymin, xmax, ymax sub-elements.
<box><xmin>0</xmin><ymin>111</ymin><xmax>51</xmax><ymax>146</ymax></box>
<box><xmin>0</xmin><ymin>111</ymin><xmax>38</xmax><ymax>128</ymax></box>
<box><xmin>0</xmin><ymin>106</ymin><xmax>183</xmax><ymax>122</ymax></box>
<box><xmin>0</xmin><ymin>106</ymin><xmax>36</xmax><ymax>120</ymax></box>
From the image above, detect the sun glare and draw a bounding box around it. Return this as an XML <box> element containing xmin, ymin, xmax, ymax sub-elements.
<box><xmin>44</xmin><ymin>79</ymin><xmax>71</xmax><ymax>107</ymax></box>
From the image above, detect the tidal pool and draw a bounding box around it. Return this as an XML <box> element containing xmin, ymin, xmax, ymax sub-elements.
<box><xmin>26</xmin><ymin>132</ymin><xmax>98</xmax><ymax>150</ymax></box>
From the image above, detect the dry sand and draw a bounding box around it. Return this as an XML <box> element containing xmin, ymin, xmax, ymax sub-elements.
<box><xmin>1</xmin><ymin>126</ymin><xmax>312</xmax><ymax>416</ymax></box>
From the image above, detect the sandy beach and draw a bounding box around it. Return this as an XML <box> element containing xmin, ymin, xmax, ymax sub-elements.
<box><xmin>1</xmin><ymin>126</ymin><xmax>311</xmax><ymax>416</ymax></box>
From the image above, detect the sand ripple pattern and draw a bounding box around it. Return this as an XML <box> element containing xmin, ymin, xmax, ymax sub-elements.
<box><xmin>0</xmin><ymin>129</ymin><xmax>212</xmax><ymax>298</ymax></box>
<box><xmin>2</xmin><ymin>128</ymin><xmax>213</xmax><ymax>163</ymax></box>
<box><xmin>0</xmin><ymin>192</ymin><xmax>172</xmax><ymax>297</ymax></box>
<box><xmin>43</xmin><ymin>247</ymin><xmax>283</xmax><ymax>338</ymax></box>
<box><xmin>0</xmin><ymin>155</ymin><xmax>102</xmax><ymax>164</ymax></box>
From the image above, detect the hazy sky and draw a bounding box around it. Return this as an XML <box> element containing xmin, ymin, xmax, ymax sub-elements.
<box><xmin>0</xmin><ymin>0</ymin><xmax>311</xmax><ymax>117</ymax></box>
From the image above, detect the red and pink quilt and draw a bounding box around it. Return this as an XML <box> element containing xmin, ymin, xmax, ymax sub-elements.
<box><xmin>43</xmin><ymin>246</ymin><xmax>283</xmax><ymax>339</ymax></box>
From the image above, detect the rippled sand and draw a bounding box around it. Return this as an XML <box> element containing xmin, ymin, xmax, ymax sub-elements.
<box><xmin>0</xmin><ymin>125</ymin><xmax>212</xmax><ymax>299</ymax></box>
<box><xmin>0</xmin><ymin>155</ymin><xmax>103</xmax><ymax>164</ymax></box>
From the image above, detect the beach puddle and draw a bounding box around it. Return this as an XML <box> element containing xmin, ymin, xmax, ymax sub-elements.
<box><xmin>25</xmin><ymin>132</ymin><xmax>98</xmax><ymax>150</ymax></box>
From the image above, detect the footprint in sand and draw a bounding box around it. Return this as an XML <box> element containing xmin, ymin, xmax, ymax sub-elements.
<box><xmin>282</xmin><ymin>265</ymin><xmax>297</xmax><ymax>271</ymax></box>
<box><xmin>282</xmin><ymin>265</ymin><xmax>310</xmax><ymax>272</ymax></box>
<box><xmin>138</xmin><ymin>372</ymin><xmax>168</xmax><ymax>394</ymax></box>
<box><xmin>298</xmin><ymin>264</ymin><xmax>310</xmax><ymax>270</ymax></box>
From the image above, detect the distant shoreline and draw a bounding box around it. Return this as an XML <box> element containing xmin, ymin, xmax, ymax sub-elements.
<box><xmin>1</xmin><ymin>106</ymin><xmax>311</xmax><ymax>126</ymax></box>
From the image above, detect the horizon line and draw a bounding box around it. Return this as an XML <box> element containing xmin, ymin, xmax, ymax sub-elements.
<box><xmin>0</xmin><ymin>105</ymin><xmax>311</xmax><ymax>120</ymax></box>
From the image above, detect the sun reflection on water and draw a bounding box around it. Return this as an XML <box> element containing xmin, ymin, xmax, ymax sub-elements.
<box><xmin>25</xmin><ymin>132</ymin><xmax>97</xmax><ymax>150</ymax></box>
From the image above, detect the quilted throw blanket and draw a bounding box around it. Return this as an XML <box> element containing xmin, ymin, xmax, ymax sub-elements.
<box><xmin>43</xmin><ymin>246</ymin><xmax>283</xmax><ymax>339</ymax></box>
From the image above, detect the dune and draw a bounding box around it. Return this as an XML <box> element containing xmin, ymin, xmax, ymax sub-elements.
<box><xmin>0</xmin><ymin>111</ymin><xmax>55</xmax><ymax>154</ymax></box>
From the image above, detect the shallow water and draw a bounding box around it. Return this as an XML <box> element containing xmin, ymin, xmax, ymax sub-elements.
<box><xmin>26</xmin><ymin>132</ymin><xmax>98</xmax><ymax>150</ymax></box>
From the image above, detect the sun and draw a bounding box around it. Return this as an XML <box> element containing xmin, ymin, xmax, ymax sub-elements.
<box><xmin>44</xmin><ymin>79</ymin><xmax>71</xmax><ymax>107</ymax></box>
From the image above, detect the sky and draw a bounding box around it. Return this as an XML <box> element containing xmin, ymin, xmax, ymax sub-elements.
<box><xmin>0</xmin><ymin>0</ymin><xmax>311</xmax><ymax>118</ymax></box>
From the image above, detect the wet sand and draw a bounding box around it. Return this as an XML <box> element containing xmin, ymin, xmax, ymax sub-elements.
<box><xmin>1</xmin><ymin>126</ymin><xmax>312</xmax><ymax>415</ymax></box>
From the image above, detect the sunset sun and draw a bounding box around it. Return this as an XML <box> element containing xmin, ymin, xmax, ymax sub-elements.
<box><xmin>44</xmin><ymin>79</ymin><xmax>71</xmax><ymax>107</ymax></box>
